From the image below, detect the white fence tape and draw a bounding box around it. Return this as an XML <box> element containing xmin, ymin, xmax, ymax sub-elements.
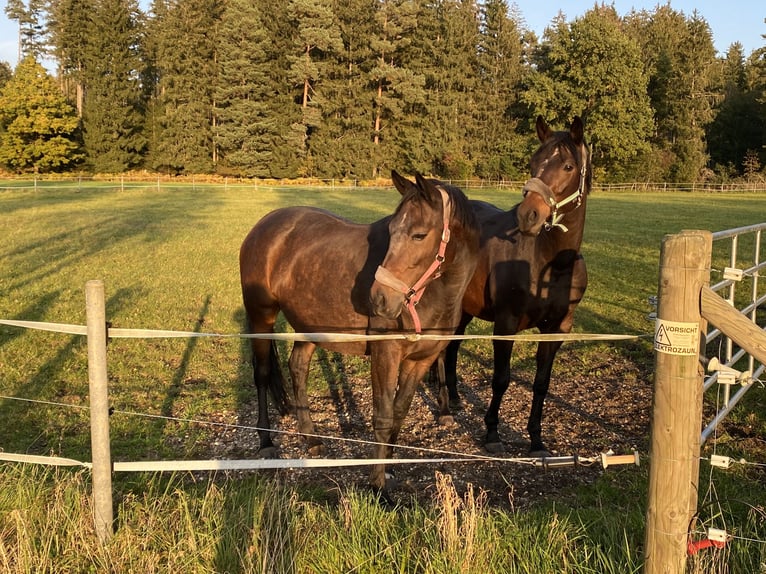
<box><xmin>0</xmin><ymin>318</ymin><xmax>641</xmax><ymax>343</ymax></box>
<box><xmin>0</xmin><ymin>316</ymin><xmax>640</xmax><ymax>476</ymax></box>
<box><xmin>0</xmin><ymin>450</ymin><xmax>614</xmax><ymax>472</ymax></box>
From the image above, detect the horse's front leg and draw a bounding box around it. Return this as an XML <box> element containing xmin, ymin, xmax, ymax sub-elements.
<box><xmin>369</xmin><ymin>344</ymin><xmax>400</xmax><ymax>496</ymax></box>
<box><xmin>288</xmin><ymin>341</ymin><xmax>323</xmax><ymax>455</ymax></box>
<box><xmin>527</xmin><ymin>339</ymin><xmax>563</xmax><ymax>456</ymax></box>
<box><xmin>390</xmin><ymin>358</ymin><xmax>432</xmax><ymax>445</ymax></box>
<box><xmin>484</xmin><ymin>338</ymin><xmax>514</xmax><ymax>453</ymax></box>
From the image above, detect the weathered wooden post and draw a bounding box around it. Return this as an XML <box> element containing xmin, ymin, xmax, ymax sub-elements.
<box><xmin>644</xmin><ymin>230</ymin><xmax>712</xmax><ymax>573</ymax></box>
<box><xmin>86</xmin><ymin>280</ymin><xmax>113</xmax><ymax>542</ymax></box>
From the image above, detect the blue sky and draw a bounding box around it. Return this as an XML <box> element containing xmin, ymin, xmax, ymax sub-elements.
<box><xmin>513</xmin><ymin>0</ymin><xmax>764</xmax><ymax>55</ymax></box>
<box><xmin>0</xmin><ymin>0</ymin><xmax>764</xmax><ymax>71</ymax></box>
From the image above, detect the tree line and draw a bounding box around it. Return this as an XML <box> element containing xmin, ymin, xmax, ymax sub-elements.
<box><xmin>1</xmin><ymin>0</ymin><xmax>765</xmax><ymax>183</ymax></box>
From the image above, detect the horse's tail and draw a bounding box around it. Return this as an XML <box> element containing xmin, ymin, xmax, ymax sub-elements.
<box><xmin>267</xmin><ymin>340</ymin><xmax>292</xmax><ymax>416</ymax></box>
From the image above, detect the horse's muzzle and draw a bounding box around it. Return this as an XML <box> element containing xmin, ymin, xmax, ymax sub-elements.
<box><xmin>518</xmin><ymin>178</ymin><xmax>554</xmax><ymax>236</ymax></box>
<box><xmin>369</xmin><ymin>285</ymin><xmax>405</xmax><ymax>320</ymax></box>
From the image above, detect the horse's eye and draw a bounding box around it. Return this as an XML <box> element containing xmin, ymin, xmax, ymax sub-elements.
<box><xmin>412</xmin><ymin>233</ymin><xmax>427</xmax><ymax>241</ymax></box>
<box><xmin>564</xmin><ymin>163</ymin><xmax>575</xmax><ymax>172</ymax></box>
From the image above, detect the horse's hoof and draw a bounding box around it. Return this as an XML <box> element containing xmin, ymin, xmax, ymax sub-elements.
<box><xmin>370</xmin><ymin>486</ymin><xmax>397</xmax><ymax>509</ymax></box>
<box><xmin>448</xmin><ymin>398</ymin><xmax>464</xmax><ymax>411</ymax></box>
<box><xmin>484</xmin><ymin>441</ymin><xmax>505</xmax><ymax>454</ymax></box>
<box><xmin>384</xmin><ymin>471</ymin><xmax>399</xmax><ymax>492</ymax></box>
<box><xmin>307</xmin><ymin>442</ymin><xmax>325</xmax><ymax>457</ymax></box>
<box><xmin>257</xmin><ymin>446</ymin><xmax>279</xmax><ymax>459</ymax></box>
<box><xmin>529</xmin><ymin>449</ymin><xmax>552</xmax><ymax>459</ymax></box>
<box><xmin>437</xmin><ymin>414</ymin><xmax>456</xmax><ymax>427</ymax></box>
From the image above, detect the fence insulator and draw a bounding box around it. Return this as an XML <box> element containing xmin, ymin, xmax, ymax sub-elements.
<box><xmin>601</xmin><ymin>451</ymin><xmax>640</xmax><ymax>469</ymax></box>
<box><xmin>723</xmin><ymin>267</ymin><xmax>744</xmax><ymax>281</ymax></box>
<box><xmin>707</xmin><ymin>357</ymin><xmax>752</xmax><ymax>385</ymax></box>
<box><xmin>710</xmin><ymin>454</ymin><xmax>732</xmax><ymax>469</ymax></box>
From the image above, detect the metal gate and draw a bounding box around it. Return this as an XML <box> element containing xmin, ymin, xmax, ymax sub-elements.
<box><xmin>701</xmin><ymin>222</ymin><xmax>766</xmax><ymax>443</ymax></box>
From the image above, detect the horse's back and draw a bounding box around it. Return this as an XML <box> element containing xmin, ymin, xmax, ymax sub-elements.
<box><xmin>240</xmin><ymin>206</ymin><xmax>387</xmax><ymax>348</ymax></box>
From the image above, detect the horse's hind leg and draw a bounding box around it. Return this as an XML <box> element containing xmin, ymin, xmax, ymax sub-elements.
<box><xmin>288</xmin><ymin>341</ymin><xmax>324</xmax><ymax>455</ymax></box>
<box><xmin>243</xmin><ymin>294</ymin><xmax>288</xmax><ymax>457</ymax></box>
<box><xmin>249</xmin><ymin>337</ymin><xmax>280</xmax><ymax>456</ymax></box>
<box><xmin>434</xmin><ymin>318</ymin><xmax>468</xmax><ymax>425</ymax></box>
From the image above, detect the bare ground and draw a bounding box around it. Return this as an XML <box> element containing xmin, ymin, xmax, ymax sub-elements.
<box><xmin>206</xmin><ymin>340</ymin><xmax>655</xmax><ymax>509</ymax></box>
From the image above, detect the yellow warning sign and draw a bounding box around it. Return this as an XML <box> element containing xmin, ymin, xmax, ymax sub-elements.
<box><xmin>654</xmin><ymin>319</ymin><xmax>700</xmax><ymax>356</ymax></box>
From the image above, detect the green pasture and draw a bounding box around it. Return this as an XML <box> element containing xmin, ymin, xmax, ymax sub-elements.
<box><xmin>1</xmin><ymin>182</ymin><xmax>766</xmax><ymax>572</ymax></box>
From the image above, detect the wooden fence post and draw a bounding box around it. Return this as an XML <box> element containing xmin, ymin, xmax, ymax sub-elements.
<box><xmin>644</xmin><ymin>230</ymin><xmax>712</xmax><ymax>573</ymax></box>
<box><xmin>86</xmin><ymin>280</ymin><xmax>113</xmax><ymax>543</ymax></box>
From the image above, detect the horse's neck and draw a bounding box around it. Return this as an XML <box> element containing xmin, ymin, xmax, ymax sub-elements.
<box><xmin>539</xmin><ymin>203</ymin><xmax>586</xmax><ymax>254</ymax></box>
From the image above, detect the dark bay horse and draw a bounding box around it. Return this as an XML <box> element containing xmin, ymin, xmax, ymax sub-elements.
<box><xmin>436</xmin><ymin>116</ymin><xmax>591</xmax><ymax>456</ymax></box>
<box><xmin>239</xmin><ymin>171</ymin><xmax>480</xmax><ymax>495</ymax></box>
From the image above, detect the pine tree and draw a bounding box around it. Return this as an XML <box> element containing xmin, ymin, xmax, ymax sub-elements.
<box><xmin>0</xmin><ymin>56</ymin><xmax>82</xmax><ymax>172</ymax></box>
<box><xmin>298</xmin><ymin>0</ymin><xmax>377</xmax><ymax>179</ymax></box>
<box><xmin>707</xmin><ymin>43</ymin><xmax>766</xmax><ymax>176</ymax></box>
<box><xmin>475</xmin><ymin>0</ymin><xmax>526</xmax><ymax>179</ymax></box>
<box><xmin>626</xmin><ymin>6</ymin><xmax>717</xmax><ymax>181</ymax></box>
<box><xmin>429</xmin><ymin>0</ymin><xmax>482</xmax><ymax>179</ymax></box>
<box><xmin>285</xmin><ymin>0</ymin><xmax>344</xmax><ymax>175</ymax></box>
<box><xmin>148</xmin><ymin>0</ymin><xmax>219</xmax><ymax>173</ymax></box>
<box><xmin>48</xmin><ymin>0</ymin><xmax>93</xmax><ymax>115</ymax></box>
<box><xmin>4</xmin><ymin>0</ymin><xmax>48</xmax><ymax>63</ymax></box>
<box><xmin>80</xmin><ymin>0</ymin><xmax>147</xmax><ymax>172</ymax></box>
<box><xmin>368</xmin><ymin>0</ymin><xmax>424</xmax><ymax>178</ymax></box>
<box><xmin>214</xmin><ymin>0</ymin><xmax>277</xmax><ymax>176</ymax></box>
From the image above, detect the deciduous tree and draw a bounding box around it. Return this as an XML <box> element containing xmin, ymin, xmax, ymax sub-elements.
<box><xmin>0</xmin><ymin>56</ymin><xmax>82</xmax><ymax>172</ymax></box>
<box><xmin>525</xmin><ymin>5</ymin><xmax>654</xmax><ymax>181</ymax></box>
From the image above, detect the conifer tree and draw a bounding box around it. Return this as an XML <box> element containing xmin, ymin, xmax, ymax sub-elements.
<box><xmin>707</xmin><ymin>43</ymin><xmax>766</xmax><ymax>175</ymax></box>
<box><xmin>300</xmin><ymin>0</ymin><xmax>377</xmax><ymax>178</ymax></box>
<box><xmin>625</xmin><ymin>6</ymin><xmax>716</xmax><ymax>181</ymax></box>
<box><xmin>5</xmin><ymin>0</ymin><xmax>48</xmax><ymax>63</ymax></box>
<box><xmin>0</xmin><ymin>56</ymin><xmax>82</xmax><ymax>172</ymax></box>
<box><xmin>81</xmin><ymin>0</ymin><xmax>147</xmax><ymax>172</ymax></box>
<box><xmin>286</xmin><ymin>0</ymin><xmax>344</xmax><ymax>175</ymax></box>
<box><xmin>48</xmin><ymin>0</ymin><xmax>92</xmax><ymax>115</ymax></box>
<box><xmin>429</xmin><ymin>0</ymin><xmax>482</xmax><ymax>179</ymax></box>
<box><xmin>148</xmin><ymin>0</ymin><xmax>219</xmax><ymax>173</ymax></box>
<box><xmin>368</xmin><ymin>0</ymin><xmax>424</xmax><ymax>177</ymax></box>
<box><xmin>475</xmin><ymin>0</ymin><xmax>526</xmax><ymax>178</ymax></box>
<box><xmin>214</xmin><ymin>0</ymin><xmax>276</xmax><ymax>176</ymax></box>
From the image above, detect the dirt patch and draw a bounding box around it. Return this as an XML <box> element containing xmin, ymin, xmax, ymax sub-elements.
<box><xmin>208</xmin><ymin>342</ymin><xmax>654</xmax><ymax>508</ymax></box>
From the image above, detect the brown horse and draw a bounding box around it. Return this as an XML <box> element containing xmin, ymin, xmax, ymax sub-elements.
<box><xmin>239</xmin><ymin>171</ymin><xmax>480</xmax><ymax>496</ymax></box>
<box><xmin>436</xmin><ymin>116</ymin><xmax>591</xmax><ymax>456</ymax></box>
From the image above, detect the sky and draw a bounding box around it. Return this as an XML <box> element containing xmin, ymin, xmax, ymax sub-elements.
<box><xmin>0</xmin><ymin>0</ymin><xmax>764</xmax><ymax>71</ymax></box>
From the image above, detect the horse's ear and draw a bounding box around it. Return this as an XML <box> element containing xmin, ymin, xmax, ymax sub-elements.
<box><xmin>570</xmin><ymin>116</ymin><xmax>584</xmax><ymax>145</ymax></box>
<box><xmin>414</xmin><ymin>173</ymin><xmax>439</xmax><ymax>203</ymax></box>
<box><xmin>391</xmin><ymin>170</ymin><xmax>412</xmax><ymax>196</ymax></box>
<box><xmin>536</xmin><ymin>115</ymin><xmax>552</xmax><ymax>142</ymax></box>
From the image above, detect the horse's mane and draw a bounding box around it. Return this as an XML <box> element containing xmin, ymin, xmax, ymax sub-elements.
<box><xmin>392</xmin><ymin>177</ymin><xmax>479</xmax><ymax>233</ymax></box>
<box><xmin>425</xmin><ymin>179</ymin><xmax>480</xmax><ymax>232</ymax></box>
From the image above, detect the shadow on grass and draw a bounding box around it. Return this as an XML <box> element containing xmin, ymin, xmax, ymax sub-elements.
<box><xmin>161</xmin><ymin>295</ymin><xmax>211</xmax><ymax>419</ymax></box>
<box><xmin>0</xmin><ymin>286</ymin><xmax>142</xmax><ymax>456</ymax></box>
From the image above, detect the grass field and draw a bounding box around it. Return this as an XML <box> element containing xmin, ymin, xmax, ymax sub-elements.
<box><xmin>1</xmin><ymin>181</ymin><xmax>766</xmax><ymax>571</ymax></box>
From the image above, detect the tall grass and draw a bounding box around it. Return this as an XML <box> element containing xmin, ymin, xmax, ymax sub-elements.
<box><xmin>2</xmin><ymin>183</ymin><xmax>766</xmax><ymax>570</ymax></box>
<box><xmin>0</xmin><ymin>464</ymin><xmax>647</xmax><ymax>573</ymax></box>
